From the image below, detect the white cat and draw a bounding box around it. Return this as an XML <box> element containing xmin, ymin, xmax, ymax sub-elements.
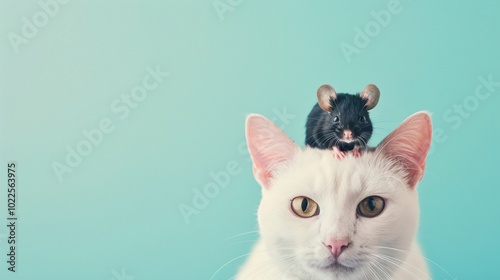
<box><xmin>236</xmin><ymin>112</ymin><xmax>432</xmax><ymax>280</ymax></box>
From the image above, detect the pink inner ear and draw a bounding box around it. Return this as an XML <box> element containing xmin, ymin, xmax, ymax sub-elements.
<box><xmin>246</xmin><ymin>114</ymin><xmax>297</xmax><ymax>188</ymax></box>
<box><xmin>377</xmin><ymin>112</ymin><xmax>432</xmax><ymax>188</ymax></box>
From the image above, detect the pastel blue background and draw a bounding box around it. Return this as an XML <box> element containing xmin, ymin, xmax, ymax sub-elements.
<box><xmin>1</xmin><ymin>1</ymin><xmax>499</xmax><ymax>279</ymax></box>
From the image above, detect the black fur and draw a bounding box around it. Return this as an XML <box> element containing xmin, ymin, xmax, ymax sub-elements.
<box><xmin>305</xmin><ymin>93</ymin><xmax>373</xmax><ymax>151</ymax></box>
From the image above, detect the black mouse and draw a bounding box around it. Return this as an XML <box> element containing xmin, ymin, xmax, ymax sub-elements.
<box><xmin>305</xmin><ymin>84</ymin><xmax>380</xmax><ymax>159</ymax></box>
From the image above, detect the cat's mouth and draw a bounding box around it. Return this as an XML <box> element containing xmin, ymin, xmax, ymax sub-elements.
<box><xmin>326</xmin><ymin>262</ymin><xmax>355</xmax><ymax>272</ymax></box>
<box><xmin>311</xmin><ymin>260</ymin><xmax>356</xmax><ymax>273</ymax></box>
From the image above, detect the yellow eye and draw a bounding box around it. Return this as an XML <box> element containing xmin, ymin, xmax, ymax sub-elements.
<box><xmin>357</xmin><ymin>196</ymin><xmax>385</xmax><ymax>218</ymax></box>
<box><xmin>291</xmin><ymin>196</ymin><xmax>319</xmax><ymax>218</ymax></box>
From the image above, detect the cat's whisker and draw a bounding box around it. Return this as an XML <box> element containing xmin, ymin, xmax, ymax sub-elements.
<box><xmin>372</xmin><ymin>253</ymin><xmax>424</xmax><ymax>280</ymax></box>
<box><xmin>211</xmin><ymin>247</ymin><xmax>296</xmax><ymax>280</ymax></box>
<box><xmin>372</xmin><ymin>255</ymin><xmax>406</xmax><ymax>279</ymax></box>
<box><xmin>362</xmin><ymin>264</ymin><xmax>376</xmax><ymax>280</ymax></box>
<box><xmin>366</xmin><ymin>261</ymin><xmax>384</xmax><ymax>280</ymax></box>
<box><xmin>209</xmin><ymin>253</ymin><xmax>253</xmax><ymax>280</ymax></box>
<box><xmin>225</xmin><ymin>230</ymin><xmax>259</xmax><ymax>240</ymax></box>
<box><xmin>376</xmin><ymin>253</ymin><xmax>432</xmax><ymax>280</ymax></box>
<box><xmin>371</xmin><ymin>257</ymin><xmax>396</xmax><ymax>280</ymax></box>
<box><xmin>374</xmin><ymin>246</ymin><xmax>455</xmax><ymax>279</ymax></box>
<box><xmin>227</xmin><ymin>239</ymin><xmax>259</xmax><ymax>245</ymax></box>
<box><xmin>365</xmin><ymin>263</ymin><xmax>377</xmax><ymax>280</ymax></box>
<box><xmin>240</xmin><ymin>252</ymin><xmax>297</xmax><ymax>279</ymax></box>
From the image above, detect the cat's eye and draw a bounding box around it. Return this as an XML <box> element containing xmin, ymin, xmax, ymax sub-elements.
<box><xmin>357</xmin><ymin>196</ymin><xmax>385</xmax><ymax>218</ymax></box>
<box><xmin>333</xmin><ymin>116</ymin><xmax>339</xmax><ymax>122</ymax></box>
<box><xmin>291</xmin><ymin>196</ymin><xmax>319</xmax><ymax>218</ymax></box>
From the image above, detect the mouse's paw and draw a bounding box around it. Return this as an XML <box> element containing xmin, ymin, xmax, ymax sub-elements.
<box><xmin>352</xmin><ymin>146</ymin><xmax>362</xmax><ymax>158</ymax></box>
<box><xmin>333</xmin><ymin>146</ymin><xmax>346</xmax><ymax>159</ymax></box>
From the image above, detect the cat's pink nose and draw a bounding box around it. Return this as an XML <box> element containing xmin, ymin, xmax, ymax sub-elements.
<box><xmin>324</xmin><ymin>237</ymin><xmax>350</xmax><ymax>259</ymax></box>
<box><xmin>343</xmin><ymin>130</ymin><xmax>353</xmax><ymax>140</ymax></box>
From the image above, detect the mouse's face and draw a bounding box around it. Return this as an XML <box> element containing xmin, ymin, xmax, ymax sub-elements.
<box><xmin>327</xmin><ymin>94</ymin><xmax>373</xmax><ymax>150</ymax></box>
<box><xmin>313</xmin><ymin>84</ymin><xmax>380</xmax><ymax>150</ymax></box>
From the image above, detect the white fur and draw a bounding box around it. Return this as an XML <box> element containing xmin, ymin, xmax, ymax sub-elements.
<box><xmin>237</xmin><ymin>114</ymin><xmax>431</xmax><ymax>280</ymax></box>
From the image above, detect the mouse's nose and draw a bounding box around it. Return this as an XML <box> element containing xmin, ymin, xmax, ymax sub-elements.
<box><xmin>343</xmin><ymin>130</ymin><xmax>353</xmax><ymax>140</ymax></box>
<box><xmin>324</xmin><ymin>237</ymin><xmax>350</xmax><ymax>259</ymax></box>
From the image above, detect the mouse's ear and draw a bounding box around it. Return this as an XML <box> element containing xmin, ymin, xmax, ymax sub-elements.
<box><xmin>317</xmin><ymin>84</ymin><xmax>337</xmax><ymax>112</ymax></box>
<box><xmin>360</xmin><ymin>84</ymin><xmax>380</xmax><ymax>110</ymax></box>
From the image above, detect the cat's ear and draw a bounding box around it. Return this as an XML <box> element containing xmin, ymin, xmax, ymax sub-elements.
<box><xmin>377</xmin><ymin>112</ymin><xmax>432</xmax><ymax>189</ymax></box>
<box><xmin>245</xmin><ymin>114</ymin><xmax>297</xmax><ymax>188</ymax></box>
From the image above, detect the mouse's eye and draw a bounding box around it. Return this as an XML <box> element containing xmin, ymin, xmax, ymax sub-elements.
<box><xmin>359</xmin><ymin>116</ymin><xmax>367</xmax><ymax>122</ymax></box>
<box><xmin>333</xmin><ymin>116</ymin><xmax>339</xmax><ymax>122</ymax></box>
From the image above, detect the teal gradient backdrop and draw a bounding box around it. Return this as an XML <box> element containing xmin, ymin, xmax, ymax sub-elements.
<box><xmin>1</xmin><ymin>1</ymin><xmax>499</xmax><ymax>279</ymax></box>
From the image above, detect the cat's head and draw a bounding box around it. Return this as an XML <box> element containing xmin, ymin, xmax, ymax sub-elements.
<box><xmin>245</xmin><ymin>112</ymin><xmax>432</xmax><ymax>279</ymax></box>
